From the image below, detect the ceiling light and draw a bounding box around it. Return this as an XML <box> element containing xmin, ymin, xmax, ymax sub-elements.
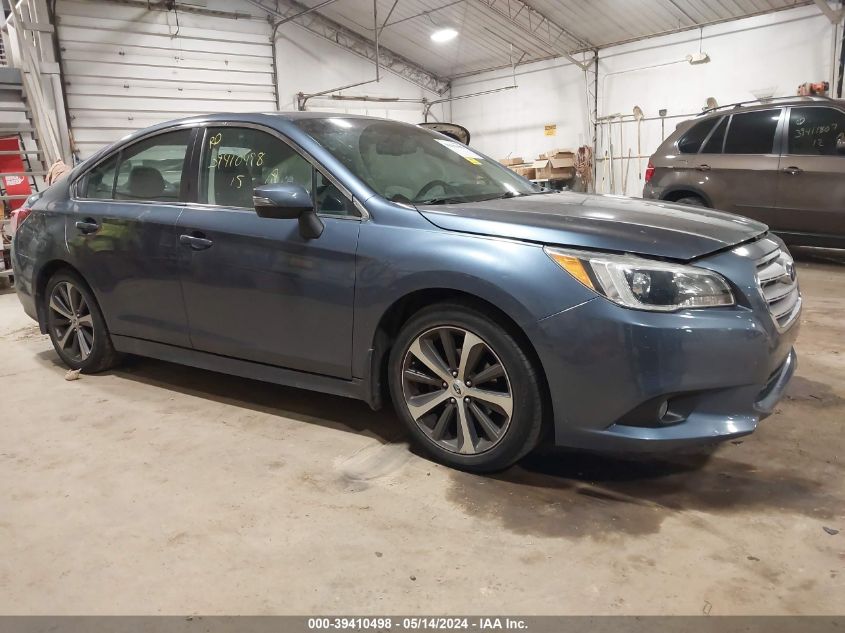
<box><xmin>431</xmin><ymin>28</ymin><xmax>458</xmax><ymax>43</ymax></box>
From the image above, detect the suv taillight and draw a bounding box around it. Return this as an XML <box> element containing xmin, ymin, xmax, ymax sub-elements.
<box><xmin>9</xmin><ymin>205</ymin><xmax>32</xmax><ymax>235</ymax></box>
<box><xmin>644</xmin><ymin>161</ymin><xmax>655</xmax><ymax>183</ymax></box>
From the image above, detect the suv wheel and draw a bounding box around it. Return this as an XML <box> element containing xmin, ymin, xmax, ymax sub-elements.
<box><xmin>675</xmin><ymin>195</ymin><xmax>707</xmax><ymax>207</ymax></box>
<box><xmin>389</xmin><ymin>304</ymin><xmax>544</xmax><ymax>472</ymax></box>
<box><xmin>44</xmin><ymin>270</ymin><xmax>121</xmax><ymax>373</ymax></box>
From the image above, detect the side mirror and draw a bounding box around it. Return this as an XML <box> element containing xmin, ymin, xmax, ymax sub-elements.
<box><xmin>837</xmin><ymin>135</ymin><xmax>845</xmax><ymax>155</ymax></box>
<box><xmin>253</xmin><ymin>183</ymin><xmax>323</xmax><ymax>239</ymax></box>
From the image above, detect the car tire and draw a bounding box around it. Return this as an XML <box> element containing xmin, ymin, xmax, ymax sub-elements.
<box><xmin>388</xmin><ymin>303</ymin><xmax>544</xmax><ymax>472</ymax></box>
<box><xmin>676</xmin><ymin>195</ymin><xmax>707</xmax><ymax>207</ymax></box>
<box><xmin>44</xmin><ymin>270</ymin><xmax>121</xmax><ymax>373</ymax></box>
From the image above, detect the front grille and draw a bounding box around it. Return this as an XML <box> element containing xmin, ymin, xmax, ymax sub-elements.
<box><xmin>755</xmin><ymin>246</ymin><xmax>801</xmax><ymax>330</ymax></box>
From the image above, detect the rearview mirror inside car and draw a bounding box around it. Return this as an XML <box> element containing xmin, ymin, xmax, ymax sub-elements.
<box><xmin>253</xmin><ymin>183</ymin><xmax>323</xmax><ymax>239</ymax></box>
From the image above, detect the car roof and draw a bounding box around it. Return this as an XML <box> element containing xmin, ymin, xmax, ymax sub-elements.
<box><xmin>694</xmin><ymin>95</ymin><xmax>844</xmax><ymax>120</ymax></box>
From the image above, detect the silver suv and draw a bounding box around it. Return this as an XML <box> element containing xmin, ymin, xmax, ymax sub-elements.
<box><xmin>643</xmin><ymin>96</ymin><xmax>845</xmax><ymax>248</ymax></box>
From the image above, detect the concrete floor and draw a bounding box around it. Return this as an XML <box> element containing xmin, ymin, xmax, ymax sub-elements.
<box><xmin>0</xmin><ymin>248</ymin><xmax>843</xmax><ymax>615</ymax></box>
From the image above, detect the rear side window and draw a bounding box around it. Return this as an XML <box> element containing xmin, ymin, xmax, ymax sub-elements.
<box><xmin>701</xmin><ymin>117</ymin><xmax>727</xmax><ymax>153</ymax></box>
<box><xmin>114</xmin><ymin>129</ymin><xmax>191</xmax><ymax>202</ymax></box>
<box><xmin>77</xmin><ymin>128</ymin><xmax>191</xmax><ymax>201</ymax></box>
<box><xmin>787</xmin><ymin>106</ymin><xmax>845</xmax><ymax>155</ymax></box>
<box><xmin>677</xmin><ymin>118</ymin><xmax>718</xmax><ymax>153</ymax></box>
<box><xmin>78</xmin><ymin>154</ymin><xmax>119</xmax><ymax>199</ymax></box>
<box><xmin>724</xmin><ymin>109</ymin><xmax>781</xmax><ymax>154</ymax></box>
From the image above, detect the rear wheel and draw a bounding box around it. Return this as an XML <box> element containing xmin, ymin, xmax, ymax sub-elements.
<box><xmin>675</xmin><ymin>195</ymin><xmax>707</xmax><ymax>207</ymax></box>
<box><xmin>44</xmin><ymin>270</ymin><xmax>120</xmax><ymax>373</ymax></box>
<box><xmin>388</xmin><ymin>304</ymin><xmax>544</xmax><ymax>472</ymax></box>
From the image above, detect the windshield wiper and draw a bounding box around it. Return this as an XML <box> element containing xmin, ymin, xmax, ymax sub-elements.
<box><xmin>414</xmin><ymin>196</ymin><xmax>466</xmax><ymax>205</ymax></box>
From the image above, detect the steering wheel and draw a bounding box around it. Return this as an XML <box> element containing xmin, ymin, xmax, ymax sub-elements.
<box><xmin>414</xmin><ymin>179</ymin><xmax>452</xmax><ymax>201</ymax></box>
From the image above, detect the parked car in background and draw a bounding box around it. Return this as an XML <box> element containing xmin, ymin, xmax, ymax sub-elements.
<box><xmin>643</xmin><ymin>95</ymin><xmax>845</xmax><ymax>248</ymax></box>
<box><xmin>12</xmin><ymin>113</ymin><xmax>799</xmax><ymax>471</ymax></box>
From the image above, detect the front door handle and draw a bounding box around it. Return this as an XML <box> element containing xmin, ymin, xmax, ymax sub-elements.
<box><xmin>74</xmin><ymin>219</ymin><xmax>100</xmax><ymax>234</ymax></box>
<box><xmin>696</xmin><ymin>164</ymin><xmax>711</xmax><ymax>171</ymax></box>
<box><xmin>781</xmin><ymin>166</ymin><xmax>803</xmax><ymax>175</ymax></box>
<box><xmin>179</xmin><ymin>233</ymin><xmax>214</xmax><ymax>250</ymax></box>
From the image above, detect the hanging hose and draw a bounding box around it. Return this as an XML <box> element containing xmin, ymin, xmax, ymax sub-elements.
<box><xmin>575</xmin><ymin>146</ymin><xmax>594</xmax><ymax>193</ymax></box>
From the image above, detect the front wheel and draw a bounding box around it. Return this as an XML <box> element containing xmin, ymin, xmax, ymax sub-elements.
<box><xmin>44</xmin><ymin>270</ymin><xmax>120</xmax><ymax>373</ymax></box>
<box><xmin>388</xmin><ymin>304</ymin><xmax>544</xmax><ymax>472</ymax></box>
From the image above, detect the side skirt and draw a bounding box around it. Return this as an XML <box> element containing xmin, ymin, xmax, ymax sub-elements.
<box><xmin>112</xmin><ymin>335</ymin><xmax>368</xmax><ymax>402</ymax></box>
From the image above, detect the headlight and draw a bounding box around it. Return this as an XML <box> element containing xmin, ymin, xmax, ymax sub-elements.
<box><xmin>545</xmin><ymin>247</ymin><xmax>734</xmax><ymax>311</ymax></box>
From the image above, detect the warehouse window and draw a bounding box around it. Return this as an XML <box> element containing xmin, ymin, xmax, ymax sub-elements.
<box><xmin>787</xmin><ymin>107</ymin><xmax>845</xmax><ymax>156</ymax></box>
<box><xmin>700</xmin><ymin>117</ymin><xmax>727</xmax><ymax>154</ymax></box>
<box><xmin>677</xmin><ymin>118</ymin><xmax>718</xmax><ymax>154</ymax></box>
<box><xmin>113</xmin><ymin>129</ymin><xmax>192</xmax><ymax>202</ymax></box>
<box><xmin>724</xmin><ymin>109</ymin><xmax>781</xmax><ymax>154</ymax></box>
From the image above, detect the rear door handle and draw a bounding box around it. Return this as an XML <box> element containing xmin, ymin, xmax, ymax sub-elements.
<box><xmin>696</xmin><ymin>164</ymin><xmax>711</xmax><ymax>171</ymax></box>
<box><xmin>74</xmin><ymin>219</ymin><xmax>100</xmax><ymax>234</ymax></box>
<box><xmin>179</xmin><ymin>233</ymin><xmax>214</xmax><ymax>250</ymax></box>
<box><xmin>781</xmin><ymin>166</ymin><xmax>803</xmax><ymax>175</ymax></box>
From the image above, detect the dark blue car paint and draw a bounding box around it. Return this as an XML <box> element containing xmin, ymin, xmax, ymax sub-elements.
<box><xmin>12</xmin><ymin>112</ymin><xmax>799</xmax><ymax>453</ymax></box>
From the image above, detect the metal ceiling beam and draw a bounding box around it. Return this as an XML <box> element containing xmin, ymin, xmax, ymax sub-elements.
<box><xmin>472</xmin><ymin>0</ymin><xmax>590</xmax><ymax>69</ymax></box>
<box><xmin>245</xmin><ymin>0</ymin><xmax>450</xmax><ymax>95</ymax></box>
<box><xmin>472</xmin><ymin>0</ymin><xmax>593</xmax><ymax>69</ymax></box>
<box><xmin>813</xmin><ymin>0</ymin><xmax>844</xmax><ymax>23</ymax></box>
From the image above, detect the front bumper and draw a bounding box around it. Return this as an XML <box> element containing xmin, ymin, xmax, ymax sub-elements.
<box><xmin>528</xmin><ymin>238</ymin><xmax>800</xmax><ymax>453</ymax></box>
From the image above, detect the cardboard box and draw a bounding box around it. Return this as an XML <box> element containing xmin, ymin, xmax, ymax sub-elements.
<box><xmin>514</xmin><ymin>165</ymin><xmax>536</xmax><ymax>179</ymax></box>
<box><xmin>533</xmin><ymin>157</ymin><xmax>574</xmax><ymax>180</ymax></box>
<box><xmin>498</xmin><ymin>157</ymin><xmax>524</xmax><ymax>166</ymax></box>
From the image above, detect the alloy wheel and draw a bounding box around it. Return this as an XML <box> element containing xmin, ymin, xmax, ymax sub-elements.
<box><xmin>49</xmin><ymin>281</ymin><xmax>95</xmax><ymax>363</ymax></box>
<box><xmin>401</xmin><ymin>326</ymin><xmax>513</xmax><ymax>455</ymax></box>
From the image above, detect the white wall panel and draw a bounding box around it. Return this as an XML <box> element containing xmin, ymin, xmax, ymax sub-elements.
<box><xmin>451</xmin><ymin>5</ymin><xmax>837</xmax><ymax>195</ymax></box>
<box><xmin>57</xmin><ymin>0</ymin><xmax>275</xmax><ymax>158</ymax></box>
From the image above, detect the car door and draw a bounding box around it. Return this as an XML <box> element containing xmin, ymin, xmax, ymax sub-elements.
<box><xmin>775</xmin><ymin>105</ymin><xmax>845</xmax><ymax>239</ymax></box>
<box><xmin>176</xmin><ymin>124</ymin><xmax>361</xmax><ymax>379</ymax></box>
<box><xmin>696</xmin><ymin>108</ymin><xmax>783</xmax><ymax>222</ymax></box>
<box><xmin>68</xmin><ymin>126</ymin><xmax>196</xmax><ymax>347</ymax></box>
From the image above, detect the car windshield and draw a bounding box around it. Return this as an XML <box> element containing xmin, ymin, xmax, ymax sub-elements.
<box><xmin>293</xmin><ymin>117</ymin><xmax>543</xmax><ymax>205</ymax></box>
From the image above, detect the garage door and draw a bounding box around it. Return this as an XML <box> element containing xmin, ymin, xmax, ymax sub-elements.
<box><xmin>56</xmin><ymin>0</ymin><xmax>275</xmax><ymax>158</ymax></box>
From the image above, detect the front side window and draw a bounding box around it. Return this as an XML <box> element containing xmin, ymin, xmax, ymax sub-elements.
<box><xmin>293</xmin><ymin>117</ymin><xmax>542</xmax><ymax>205</ymax></box>
<box><xmin>200</xmin><ymin>127</ymin><xmax>312</xmax><ymax>209</ymax></box>
<box><xmin>787</xmin><ymin>106</ymin><xmax>845</xmax><ymax>156</ymax></box>
<box><xmin>199</xmin><ymin>126</ymin><xmax>357</xmax><ymax>216</ymax></box>
<box><xmin>678</xmin><ymin>118</ymin><xmax>718</xmax><ymax>154</ymax></box>
<box><xmin>724</xmin><ymin>109</ymin><xmax>781</xmax><ymax>155</ymax></box>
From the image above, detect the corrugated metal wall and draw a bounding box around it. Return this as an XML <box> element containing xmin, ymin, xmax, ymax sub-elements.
<box><xmin>56</xmin><ymin>0</ymin><xmax>275</xmax><ymax>158</ymax></box>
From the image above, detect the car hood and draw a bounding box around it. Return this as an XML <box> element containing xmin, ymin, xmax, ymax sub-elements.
<box><xmin>417</xmin><ymin>192</ymin><xmax>767</xmax><ymax>261</ymax></box>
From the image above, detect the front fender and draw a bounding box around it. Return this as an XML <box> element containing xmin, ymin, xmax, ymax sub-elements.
<box><xmin>351</xmin><ymin>220</ymin><xmax>597</xmax><ymax>379</ymax></box>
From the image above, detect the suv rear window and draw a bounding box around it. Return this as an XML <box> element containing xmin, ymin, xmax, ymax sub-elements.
<box><xmin>724</xmin><ymin>109</ymin><xmax>781</xmax><ymax>154</ymax></box>
<box><xmin>677</xmin><ymin>118</ymin><xmax>718</xmax><ymax>153</ymax></box>
<box><xmin>787</xmin><ymin>106</ymin><xmax>845</xmax><ymax>155</ymax></box>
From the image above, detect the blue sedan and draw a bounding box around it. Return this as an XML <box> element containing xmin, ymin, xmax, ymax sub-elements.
<box><xmin>10</xmin><ymin>113</ymin><xmax>800</xmax><ymax>471</ymax></box>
